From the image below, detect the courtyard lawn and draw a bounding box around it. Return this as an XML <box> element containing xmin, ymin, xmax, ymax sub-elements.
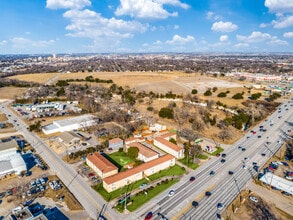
<box><xmin>107</xmin><ymin>151</ymin><xmax>136</xmax><ymax>168</ymax></box>
<box><xmin>197</xmin><ymin>154</ymin><xmax>208</xmax><ymax>160</ymax></box>
<box><xmin>147</xmin><ymin>164</ymin><xmax>186</xmax><ymax>181</ymax></box>
<box><xmin>178</xmin><ymin>157</ymin><xmax>199</xmax><ymax>170</ymax></box>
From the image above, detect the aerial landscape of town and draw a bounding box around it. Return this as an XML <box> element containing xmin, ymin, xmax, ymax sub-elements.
<box><xmin>0</xmin><ymin>0</ymin><xmax>293</xmax><ymax>220</ymax></box>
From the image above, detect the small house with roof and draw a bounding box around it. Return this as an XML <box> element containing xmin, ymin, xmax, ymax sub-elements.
<box><xmin>108</xmin><ymin>138</ymin><xmax>123</xmax><ymax>150</ymax></box>
<box><xmin>154</xmin><ymin>137</ymin><xmax>184</xmax><ymax>159</ymax></box>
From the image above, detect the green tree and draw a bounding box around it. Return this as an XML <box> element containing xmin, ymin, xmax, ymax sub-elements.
<box><xmin>127</xmin><ymin>147</ymin><xmax>139</xmax><ymax>159</ymax></box>
<box><xmin>191</xmin><ymin>89</ymin><xmax>198</xmax><ymax>94</ymax></box>
<box><xmin>217</xmin><ymin>92</ymin><xmax>227</xmax><ymax>98</ymax></box>
<box><xmin>250</xmin><ymin>93</ymin><xmax>262</xmax><ymax>100</ymax></box>
<box><xmin>204</xmin><ymin>89</ymin><xmax>212</xmax><ymax>96</ymax></box>
<box><xmin>158</xmin><ymin>107</ymin><xmax>174</xmax><ymax>119</ymax></box>
<box><xmin>169</xmin><ymin>138</ymin><xmax>177</xmax><ymax>145</ymax></box>
<box><xmin>232</xmin><ymin>93</ymin><xmax>244</xmax><ymax>99</ymax></box>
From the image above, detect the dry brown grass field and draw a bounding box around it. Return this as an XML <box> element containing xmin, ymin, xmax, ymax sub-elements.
<box><xmin>0</xmin><ymin>87</ymin><xmax>28</xmax><ymax>99</ymax></box>
<box><xmin>0</xmin><ymin>113</ymin><xmax>7</xmax><ymax>122</ymax></box>
<box><xmin>8</xmin><ymin>72</ymin><xmax>59</xmax><ymax>83</ymax></box>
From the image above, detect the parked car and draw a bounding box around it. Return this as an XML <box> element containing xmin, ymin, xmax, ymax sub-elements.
<box><xmin>249</xmin><ymin>196</ymin><xmax>258</xmax><ymax>203</ymax></box>
<box><xmin>140</xmin><ymin>183</ymin><xmax>148</xmax><ymax>189</ymax></box>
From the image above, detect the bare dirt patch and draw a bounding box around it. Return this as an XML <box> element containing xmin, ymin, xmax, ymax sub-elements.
<box><xmin>0</xmin><ymin>113</ymin><xmax>7</xmax><ymax>122</ymax></box>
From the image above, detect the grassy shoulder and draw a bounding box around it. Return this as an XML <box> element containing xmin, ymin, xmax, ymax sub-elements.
<box><xmin>206</xmin><ymin>146</ymin><xmax>224</xmax><ymax>156</ymax></box>
<box><xmin>178</xmin><ymin>157</ymin><xmax>199</xmax><ymax>170</ymax></box>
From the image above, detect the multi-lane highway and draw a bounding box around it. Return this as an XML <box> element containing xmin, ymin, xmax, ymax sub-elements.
<box><xmin>1</xmin><ymin>100</ymin><xmax>292</xmax><ymax>220</ymax></box>
<box><xmin>137</xmin><ymin>101</ymin><xmax>292</xmax><ymax>220</ymax></box>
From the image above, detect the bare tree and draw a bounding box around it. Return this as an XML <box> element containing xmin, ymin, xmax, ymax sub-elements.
<box><xmin>217</xmin><ymin>128</ymin><xmax>234</xmax><ymax>141</ymax></box>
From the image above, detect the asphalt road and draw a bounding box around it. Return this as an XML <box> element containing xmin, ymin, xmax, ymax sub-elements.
<box><xmin>137</xmin><ymin>101</ymin><xmax>293</xmax><ymax>220</ymax></box>
<box><xmin>1</xmin><ymin>100</ymin><xmax>292</xmax><ymax>220</ymax></box>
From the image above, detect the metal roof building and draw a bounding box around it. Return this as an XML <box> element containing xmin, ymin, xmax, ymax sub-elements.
<box><xmin>259</xmin><ymin>172</ymin><xmax>293</xmax><ymax>195</ymax></box>
<box><xmin>0</xmin><ymin>140</ymin><xmax>26</xmax><ymax>177</ymax></box>
<box><xmin>42</xmin><ymin>114</ymin><xmax>97</xmax><ymax>135</ymax></box>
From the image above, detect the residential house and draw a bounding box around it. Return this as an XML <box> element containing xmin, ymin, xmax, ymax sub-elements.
<box><xmin>154</xmin><ymin>137</ymin><xmax>184</xmax><ymax>159</ymax></box>
<box><xmin>103</xmin><ymin>154</ymin><xmax>175</xmax><ymax>192</ymax></box>
<box><xmin>86</xmin><ymin>153</ymin><xmax>118</xmax><ymax>179</ymax></box>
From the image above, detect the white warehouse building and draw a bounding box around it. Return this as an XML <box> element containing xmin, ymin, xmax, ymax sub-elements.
<box><xmin>0</xmin><ymin>140</ymin><xmax>27</xmax><ymax>178</ymax></box>
<box><xmin>42</xmin><ymin>114</ymin><xmax>98</xmax><ymax>135</ymax></box>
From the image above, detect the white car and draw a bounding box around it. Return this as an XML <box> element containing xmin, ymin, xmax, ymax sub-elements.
<box><xmin>249</xmin><ymin>196</ymin><xmax>258</xmax><ymax>203</ymax></box>
<box><xmin>168</xmin><ymin>190</ymin><xmax>175</xmax><ymax>197</ymax></box>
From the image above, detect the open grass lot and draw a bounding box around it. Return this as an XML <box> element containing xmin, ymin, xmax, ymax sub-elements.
<box><xmin>8</xmin><ymin>73</ymin><xmax>59</xmax><ymax>83</ymax></box>
<box><xmin>0</xmin><ymin>87</ymin><xmax>27</xmax><ymax>99</ymax></box>
<box><xmin>107</xmin><ymin>151</ymin><xmax>136</xmax><ymax>167</ymax></box>
<box><xmin>178</xmin><ymin>157</ymin><xmax>200</xmax><ymax>170</ymax></box>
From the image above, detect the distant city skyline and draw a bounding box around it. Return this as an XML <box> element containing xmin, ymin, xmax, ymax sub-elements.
<box><xmin>0</xmin><ymin>0</ymin><xmax>293</xmax><ymax>54</ymax></box>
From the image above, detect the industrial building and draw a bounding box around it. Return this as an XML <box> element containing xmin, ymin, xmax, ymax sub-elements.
<box><xmin>42</xmin><ymin>114</ymin><xmax>97</xmax><ymax>135</ymax></box>
<box><xmin>0</xmin><ymin>140</ymin><xmax>26</xmax><ymax>178</ymax></box>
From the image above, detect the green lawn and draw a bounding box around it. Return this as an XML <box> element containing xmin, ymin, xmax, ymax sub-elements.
<box><xmin>147</xmin><ymin>164</ymin><xmax>186</xmax><ymax>181</ymax></box>
<box><xmin>206</xmin><ymin>146</ymin><xmax>224</xmax><ymax>156</ymax></box>
<box><xmin>197</xmin><ymin>154</ymin><xmax>208</xmax><ymax>160</ymax></box>
<box><xmin>125</xmin><ymin>179</ymin><xmax>179</xmax><ymax>212</ymax></box>
<box><xmin>178</xmin><ymin>157</ymin><xmax>199</xmax><ymax>170</ymax></box>
<box><xmin>107</xmin><ymin>151</ymin><xmax>136</xmax><ymax>167</ymax></box>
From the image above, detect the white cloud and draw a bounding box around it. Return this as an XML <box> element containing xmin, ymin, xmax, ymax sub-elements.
<box><xmin>284</xmin><ymin>32</ymin><xmax>293</xmax><ymax>38</ymax></box>
<box><xmin>206</xmin><ymin>11</ymin><xmax>222</xmax><ymax>21</ymax></box>
<box><xmin>10</xmin><ymin>37</ymin><xmax>55</xmax><ymax>49</ymax></box>
<box><xmin>166</xmin><ymin>34</ymin><xmax>195</xmax><ymax>45</ymax></box>
<box><xmin>264</xmin><ymin>0</ymin><xmax>293</xmax><ymax>13</ymax></box>
<box><xmin>63</xmin><ymin>9</ymin><xmax>147</xmax><ymax>39</ymax></box>
<box><xmin>115</xmin><ymin>0</ymin><xmax>189</xmax><ymax>19</ymax></box>
<box><xmin>272</xmin><ymin>15</ymin><xmax>293</xmax><ymax>28</ymax></box>
<box><xmin>211</xmin><ymin>21</ymin><xmax>238</xmax><ymax>32</ymax></box>
<box><xmin>260</xmin><ymin>23</ymin><xmax>268</xmax><ymax>28</ymax></box>
<box><xmin>237</xmin><ymin>31</ymin><xmax>288</xmax><ymax>46</ymax></box>
<box><xmin>235</xmin><ymin>43</ymin><xmax>249</xmax><ymax>48</ymax></box>
<box><xmin>219</xmin><ymin>35</ymin><xmax>228</xmax><ymax>42</ymax></box>
<box><xmin>0</xmin><ymin>40</ymin><xmax>7</xmax><ymax>45</ymax></box>
<box><xmin>46</xmin><ymin>0</ymin><xmax>91</xmax><ymax>9</ymax></box>
<box><xmin>174</xmin><ymin>25</ymin><xmax>179</xmax><ymax>29</ymax></box>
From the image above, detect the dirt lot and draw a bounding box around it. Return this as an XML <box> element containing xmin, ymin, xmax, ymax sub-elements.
<box><xmin>8</xmin><ymin>73</ymin><xmax>59</xmax><ymax>84</ymax></box>
<box><xmin>0</xmin><ymin>87</ymin><xmax>28</xmax><ymax>99</ymax></box>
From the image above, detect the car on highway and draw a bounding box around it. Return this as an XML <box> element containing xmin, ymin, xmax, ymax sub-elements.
<box><xmin>205</xmin><ymin>191</ymin><xmax>212</xmax><ymax>196</ymax></box>
<box><xmin>192</xmin><ymin>201</ymin><xmax>199</xmax><ymax>207</ymax></box>
<box><xmin>257</xmin><ymin>135</ymin><xmax>261</xmax><ymax>138</ymax></box>
<box><xmin>220</xmin><ymin>159</ymin><xmax>226</xmax><ymax>163</ymax></box>
<box><xmin>189</xmin><ymin>176</ymin><xmax>195</xmax><ymax>182</ymax></box>
<box><xmin>168</xmin><ymin>190</ymin><xmax>175</xmax><ymax>197</ymax></box>
<box><xmin>217</xmin><ymin>203</ymin><xmax>224</xmax><ymax>210</ymax></box>
<box><xmin>228</xmin><ymin>171</ymin><xmax>234</xmax><ymax>175</ymax></box>
<box><xmin>242</xmin><ymin>165</ymin><xmax>247</xmax><ymax>169</ymax></box>
<box><xmin>249</xmin><ymin>196</ymin><xmax>258</xmax><ymax>203</ymax></box>
<box><xmin>221</xmin><ymin>153</ymin><xmax>227</xmax><ymax>158</ymax></box>
<box><xmin>244</xmin><ymin>157</ymin><xmax>249</xmax><ymax>162</ymax></box>
<box><xmin>210</xmin><ymin>170</ymin><xmax>215</xmax><ymax>176</ymax></box>
<box><xmin>145</xmin><ymin>212</ymin><xmax>153</xmax><ymax>220</ymax></box>
<box><xmin>261</xmin><ymin>153</ymin><xmax>266</xmax><ymax>156</ymax></box>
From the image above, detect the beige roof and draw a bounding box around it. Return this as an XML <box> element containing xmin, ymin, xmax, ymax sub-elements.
<box><xmin>59</xmin><ymin>131</ymin><xmax>80</xmax><ymax>144</ymax></box>
<box><xmin>125</xmin><ymin>137</ymin><xmax>144</xmax><ymax>144</ymax></box>
<box><xmin>154</xmin><ymin>137</ymin><xmax>182</xmax><ymax>152</ymax></box>
<box><xmin>87</xmin><ymin>153</ymin><xmax>117</xmax><ymax>173</ymax></box>
<box><xmin>0</xmin><ymin>140</ymin><xmax>18</xmax><ymax>152</ymax></box>
<box><xmin>109</xmin><ymin>138</ymin><xmax>123</xmax><ymax>144</ymax></box>
<box><xmin>127</xmin><ymin>142</ymin><xmax>158</xmax><ymax>158</ymax></box>
<box><xmin>103</xmin><ymin>154</ymin><xmax>174</xmax><ymax>185</ymax></box>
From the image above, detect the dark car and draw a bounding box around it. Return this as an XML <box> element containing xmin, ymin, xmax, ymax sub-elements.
<box><xmin>257</xmin><ymin>135</ymin><xmax>261</xmax><ymax>138</ymax></box>
<box><xmin>220</xmin><ymin>159</ymin><xmax>226</xmax><ymax>163</ymax></box>
<box><xmin>221</xmin><ymin>153</ymin><xmax>227</xmax><ymax>158</ymax></box>
<box><xmin>192</xmin><ymin>201</ymin><xmax>199</xmax><ymax>207</ymax></box>
<box><xmin>189</xmin><ymin>176</ymin><xmax>195</xmax><ymax>182</ymax></box>
<box><xmin>205</xmin><ymin>191</ymin><xmax>212</xmax><ymax>196</ymax></box>
<box><xmin>261</xmin><ymin>153</ymin><xmax>266</xmax><ymax>156</ymax></box>
<box><xmin>145</xmin><ymin>212</ymin><xmax>153</xmax><ymax>220</ymax></box>
<box><xmin>228</xmin><ymin>171</ymin><xmax>234</xmax><ymax>175</ymax></box>
<box><xmin>210</xmin><ymin>170</ymin><xmax>215</xmax><ymax>176</ymax></box>
<box><xmin>241</xmin><ymin>147</ymin><xmax>246</xmax><ymax>151</ymax></box>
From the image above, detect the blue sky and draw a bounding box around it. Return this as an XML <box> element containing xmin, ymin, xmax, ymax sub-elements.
<box><xmin>0</xmin><ymin>0</ymin><xmax>292</xmax><ymax>54</ymax></box>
